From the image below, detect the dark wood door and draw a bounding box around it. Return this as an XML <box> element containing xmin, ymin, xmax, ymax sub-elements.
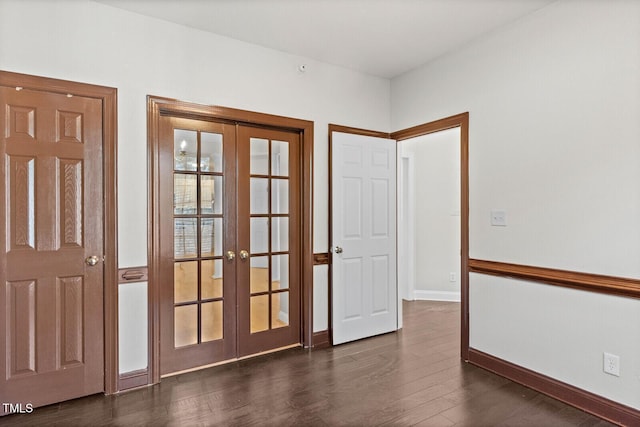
<box><xmin>236</xmin><ymin>125</ymin><xmax>301</xmax><ymax>357</ymax></box>
<box><xmin>0</xmin><ymin>87</ymin><xmax>104</xmax><ymax>413</ymax></box>
<box><xmin>159</xmin><ymin>119</ymin><xmax>301</xmax><ymax>374</ymax></box>
<box><xmin>159</xmin><ymin>117</ymin><xmax>238</xmax><ymax>374</ymax></box>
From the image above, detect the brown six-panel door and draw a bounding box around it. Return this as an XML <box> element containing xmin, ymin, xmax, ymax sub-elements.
<box><xmin>0</xmin><ymin>87</ymin><xmax>105</xmax><ymax>412</ymax></box>
<box><xmin>159</xmin><ymin>117</ymin><xmax>301</xmax><ymax>375</ymax></box>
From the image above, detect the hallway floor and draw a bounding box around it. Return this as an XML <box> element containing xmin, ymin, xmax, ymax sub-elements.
<box><xmin>1</xmin><ymin>301</ymin><xmax>614</xmax><ymax>426</ymax></box>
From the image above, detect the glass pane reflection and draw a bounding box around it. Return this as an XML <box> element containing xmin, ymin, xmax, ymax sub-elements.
<box><xmin>201</xmin><ymin>218</ymin><xmax>222</xmax><ymax>257</ymax></box>
<box><xmin>201</xmin><ymin>301</ymin><xmax>223</xmax><ymax>342</ymax></box>
<box><xmin>174</xmin><ymin>218</ymin><xmax>197</xmax><ymax>259</ymax></box>
<box><xmin>271</xmin><ymin>140</ymin><xmax>289</xmax><ymax>176</ymax></box>
<box><xmin>174</xmin><ymin>174</ymin><xmax>197</xmax><ymax>215</ymax></box>
<box><xmin>201</xmin><ymin>132</ymin><xmax>223</xmax><ymax>173</ymax></box>
<box><xmin>271</xmin><ymin>217</ymin><xmax>289</xmax><ymax>252</ymax></box>
<box><xmin>271</xmin><ymin>255</ymin><xmax>289</xmax><ymax>290</ymax></box>
<box><xmin>271</xmin><ymin>292</ymin><xmax>289</xmax><ymax>329</ymax></box>
<box><xmin>174</xmin><ymin>305</ymin><xmax>197</xmax><ymax>347</ymax></box>
<box><xmin>250</xmin><ymin>256</ymin><xmax>269</xmax><ymax>293</ymax></box>
<box><xmin>250</xmin><ymin>138</ymin><xmax>269</xmax><ymax>175</ymax></box>
<box><xmin>250</xmin><ymin>217</ymin><xmax>269</xmax><ymax>254</ymax></box>
<box><xmin>250</xmin><ymin>295</ymin><xmax>269</xmax><ymax>333</ymax></box>
<box><xmin>200</xmin><ymin>175</ymin><xmax>222</xmax><ymax>215</ymax></box>
<box><xmin>174</xmin><ymin>130</ymin><xmax>197</xmax><ymax>171</ymax></box>
<box><xmin>201</xmin><ymin>259</ymin><xmax>223</xmax><ymax>299</ymax></box>
<box><xmin>271</xmin><ymin>179</ymin><xmax>288</xmax><ymax>214</ymax></box>
<box><xmin>174</xmin><ymin>261</ymin><xmax>198</xmax><ymax>303</ymax></box>
<box><xmin>250</xmin><ymin>178</ymin><xmax>269</xmax><ymax>214</ymax></box>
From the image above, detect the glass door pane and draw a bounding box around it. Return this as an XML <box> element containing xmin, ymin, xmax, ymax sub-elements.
<box><xmin>247</xmin><ymin>136</ymin><xmax>291</xmax><ymax>333</ymax></box>
<box><xmin>160</xmin><ymin>117</ymin><xmax>237</xmax><ymax>375</ymax></box>
<box><xmin>173</xmin><ymin>128</ymin><xmax>226</xmax><ymax>348</ymax></box>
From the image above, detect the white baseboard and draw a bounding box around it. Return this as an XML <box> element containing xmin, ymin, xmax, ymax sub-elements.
<box><xmin>413</xmin><ymin>290</ymin><xmax>461</xmax><ymax>302</ymax></box>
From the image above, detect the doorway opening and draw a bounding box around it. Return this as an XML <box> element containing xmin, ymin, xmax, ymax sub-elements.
<box><xmin>328</xmin><ymin>113</ymin><xmax>469</xmax><ymax>359</ymax></box>
<box><xmin>391</xmin><ymin>114</ymin><xmax>469</xmax><ymax>359</ymax></box>
<box><xmin>398</xmin><ymin>127</ymin><xmax>461</xmax><ymax>303</ymax></box>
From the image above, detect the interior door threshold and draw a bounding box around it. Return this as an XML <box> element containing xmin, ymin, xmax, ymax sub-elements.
<box><xmin>237</xmin><ymin>343</ymin><xmax>301</xmax><ymax>361</ymax></box>
<box><xmin>161</xmin><ymin>343</ymin><xmax>302</xmax><ymax>378</ymax></box>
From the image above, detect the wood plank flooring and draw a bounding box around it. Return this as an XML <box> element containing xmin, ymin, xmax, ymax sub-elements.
<box><xmin>1</xmin><ymin>301</ymin><xmax>615</xmax><ymax>426</ymax></box>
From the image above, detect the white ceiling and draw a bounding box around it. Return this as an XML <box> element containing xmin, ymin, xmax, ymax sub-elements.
<box><xmin>96</xmin><ymin>0</ymin><xmax>556</xmax><ymax>78</ymax></box>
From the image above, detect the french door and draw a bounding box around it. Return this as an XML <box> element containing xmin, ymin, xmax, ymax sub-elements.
<box><xmin>159</xmin><ymin>116</ymin><xmax>301</xmax><ymax>375</ymax></box>
<box><xmin>236</xmin><ymin>125</ymin><xmax>301</xmax><ymax>357</ymax></box>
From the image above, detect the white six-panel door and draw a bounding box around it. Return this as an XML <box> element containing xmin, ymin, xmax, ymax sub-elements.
<box><xmin>331</xmin><ymin>132</ymin><xmax>397</xmax><ymax>345</ymax></box>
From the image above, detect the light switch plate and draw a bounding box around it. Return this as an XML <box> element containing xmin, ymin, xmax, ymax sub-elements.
<box><xmin>491</xmin><ymin>210</ymin><xmax>507</xmax><ymax>226</ymax></box>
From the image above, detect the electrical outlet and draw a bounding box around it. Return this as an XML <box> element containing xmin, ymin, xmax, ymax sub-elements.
<box><xmin>603</xmin><ymin>352</ymin><xmax>620</xmax><ymax>377</ymax></box>
<box><xmin>449</xmin><ymin>273</ymin><xmax>456</xmax><ymax>282</ymax></box>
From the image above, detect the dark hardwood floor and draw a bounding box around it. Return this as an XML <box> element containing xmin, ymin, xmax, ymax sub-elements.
<box><xmin>2</xmin><ymin>301</ymin><xmax>615</xmax><ymax>426</ymax></box>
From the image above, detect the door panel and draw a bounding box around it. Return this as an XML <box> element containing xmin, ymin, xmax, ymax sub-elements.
<box><xmin>160</xmin><ymin>117</ymin><xmax>237</xmax><ymax>375</ymax></box>
<box><xmin>1</xmin><ymin>87</ymin><xmax>104</xmax><ymax>412</ymax></box>
<box><xmin>331</xmin><ymin>132</ymin><xmax>397</xmax><ymax>345</ymax></box>
<box><xmin>237</xmin><ymin>126</ymin><xmax>301</xmax><ymax>357</ymax></box>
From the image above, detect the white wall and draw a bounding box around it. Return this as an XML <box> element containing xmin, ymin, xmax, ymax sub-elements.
<box><xmin>313</xmin><ymin>265</ymin><xmax>329</xmax><ymax>332</ymax></box>
<box><xmin>0</xmin><ymin>0</ymin><xmax>390</xmax><ymax>372</ymax></box>
<box><xmin>392</xmin><ymin>0</ymin><xmax>640</xmax><ymax>409</ymax></box>
<box><xmin>118</xmin><ymin>282</ymin><xmax>147</xmax><ymax>373</ymax></box>
<box><xmin>400</xmin><ymin>128</ymin><xmax>461</xmax><ymax>301</ymax></box>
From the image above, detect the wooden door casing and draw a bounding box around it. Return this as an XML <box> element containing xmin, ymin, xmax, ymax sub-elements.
<box><xmin>0</xmin><ymin>86</ymin><xmax>105</xmax><ymax>412</ymax></box>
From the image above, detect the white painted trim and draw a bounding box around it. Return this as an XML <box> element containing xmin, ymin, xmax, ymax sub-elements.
<box><xmin>397</xmin><ymin>151</ymin><xmax>416</xmax><ymax>303</ymax></box>
<box><xmin>414</xmin><ymin>290</ymin><xmax>461</xmax><ymax>302</ymax></box>
<box><xmin>397</xmin><ymin>150</ymin><xmax>416</xmax><ymax>329</ymax></box>
<box><xmin>396</xmin><ymin>141</ymin><xmax>404</xmax><ymax>329</ymax></box>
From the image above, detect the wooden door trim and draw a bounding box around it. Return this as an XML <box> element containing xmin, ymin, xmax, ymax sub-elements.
<box><xmin>0</xmin><ymin>70</ymin><xmax>119</xmax><ymax>394</ymax></box>
<box><xmin>328</xmin><ymin>113</ymin><xmax>469</xmax><ymax>360</ymax></box>
<box><xmin>147</xmin><ymin>96</ymin><xmax>314</xmax><ymax>384</ymax></box>
<box><xmin>328</xmin><ymin>124</ymin><xmax>390</xmax><ymax>139</ymax></box>
<box><xmin>390</xmin><ymin>114</ymin><xmax>466</xmax><ymax>141</ymax></box>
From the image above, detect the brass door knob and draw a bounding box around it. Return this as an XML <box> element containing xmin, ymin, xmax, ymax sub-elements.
<box><xmin>85</xmin><ymin>255</ymin><xmax>100</xmax><ymax>266</ymax></box>
<box><xmin>239</xmin><ymin>250</ymin><xmax>249</xmax><ymax>260</ymax></box>
<box><xmin>226</xmin><ymin>250</ymin><xmax>236</xmax><ymax>261</ymax></box>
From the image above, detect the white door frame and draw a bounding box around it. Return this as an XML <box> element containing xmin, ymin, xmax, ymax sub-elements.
<box><xmin>397</xmin><ymin>152</ymin><xmax>416</xmax><ymax>303</ymax></box>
